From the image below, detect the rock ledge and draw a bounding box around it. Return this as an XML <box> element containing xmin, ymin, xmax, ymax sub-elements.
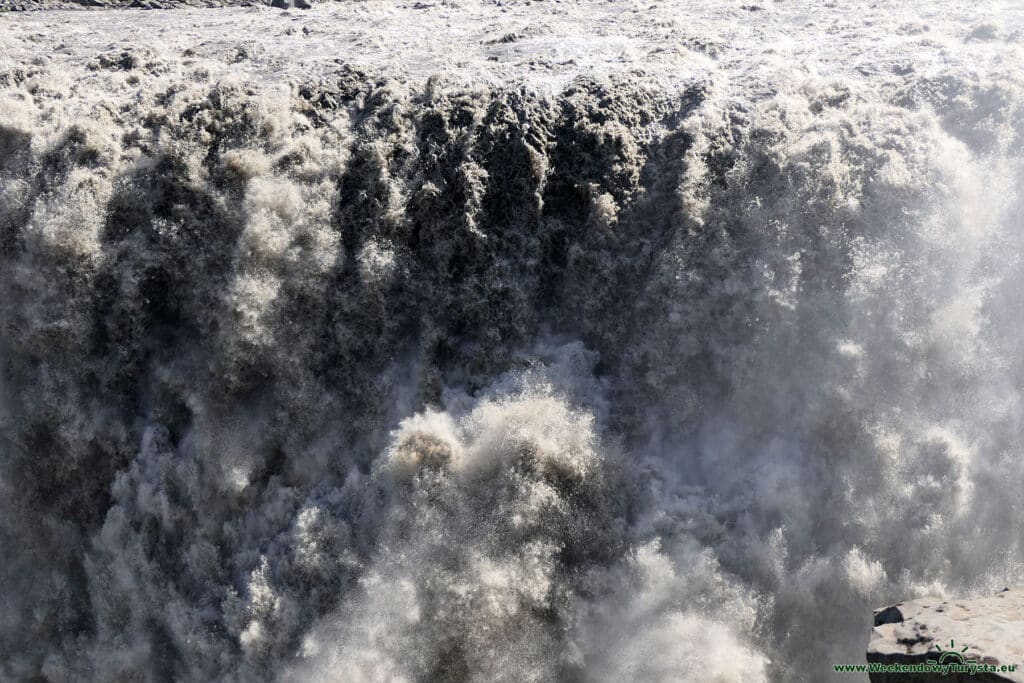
<box><xmin>867</xmin><ymin>588</ymin><xmax>1024</xmax><ymax>682</ymax></box>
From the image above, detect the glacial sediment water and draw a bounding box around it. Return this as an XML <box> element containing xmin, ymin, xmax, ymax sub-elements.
<box><xmin>1</xmin><ymin>2</ymin><xmax>1023</xmax><ymax>680</ymax></box>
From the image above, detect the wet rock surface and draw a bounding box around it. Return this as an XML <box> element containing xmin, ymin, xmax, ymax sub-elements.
<box><xmin>868</xmin><ymin>588</ymin><xmax>1024</xmax><ymax>682</ymax></box>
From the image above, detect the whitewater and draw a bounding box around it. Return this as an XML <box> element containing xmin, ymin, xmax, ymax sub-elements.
<box><xmin>1</xmin><ymin>0</ymin><xmax>1023</xmax><ymax>680</ymax></box>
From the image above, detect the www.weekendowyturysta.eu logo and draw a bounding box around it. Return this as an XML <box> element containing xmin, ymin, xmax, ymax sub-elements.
<box><xmin>928</xmin><ymin>639</ymin><xmax>974</xmax><ymax>667</ymax></box>
<box><xmin>834</xmin><ymin>638</ymin><xmax>1020</xmax><ymax>677</ymax></box>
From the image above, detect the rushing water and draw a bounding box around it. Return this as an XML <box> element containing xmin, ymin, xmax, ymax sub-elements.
<box><xmin>1</xmin><ymin>3</ymin><xmax>1024</xmax><ymax>681</ymax></box>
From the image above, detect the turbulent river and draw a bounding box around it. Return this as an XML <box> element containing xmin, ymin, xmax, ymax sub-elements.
<box><xmin>1</xmin><ymin>2</ymin><xmax>1023</xmax><ymax>681</ymax></box>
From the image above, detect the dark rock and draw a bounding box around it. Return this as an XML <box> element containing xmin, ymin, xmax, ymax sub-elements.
<box><xmin>270</xmin><ymin>0</ymin><xmax>291</xmax><ymax>8</ymax></box>
<box><xmin>293</xmin><ymin>0</ymin><xmax>311</xmax><ymax>8</ymax></box>
<box><xmin>874</xmin><ymin>605</ymin><xmax>904</xmax><ymax>626</ymax></box>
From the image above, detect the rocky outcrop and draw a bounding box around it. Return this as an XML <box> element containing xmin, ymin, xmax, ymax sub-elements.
<box><xmin>867</xmin><ymin>588</ymin><xmax>1024</xmax><ymax>682</ymax></box>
